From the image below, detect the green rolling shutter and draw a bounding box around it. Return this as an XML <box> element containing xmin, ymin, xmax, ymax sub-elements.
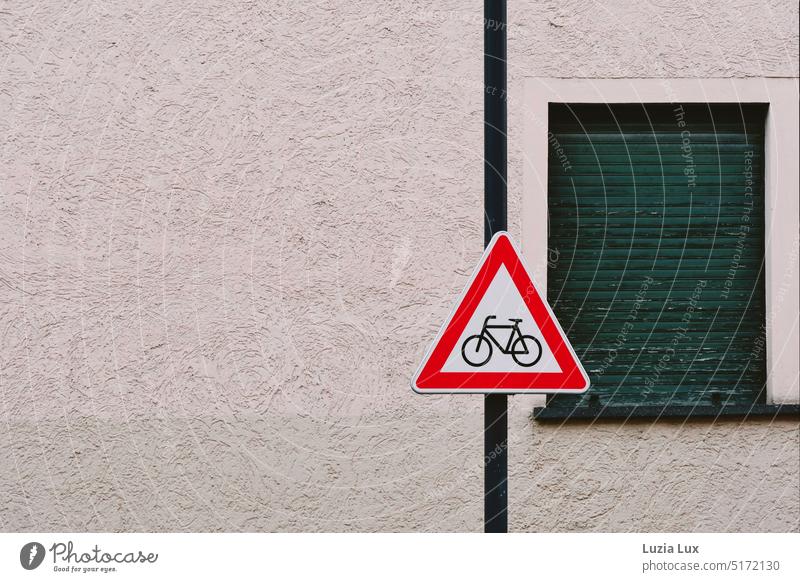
<box><xmin>547</xmin><ymin>103</ymin><xmax>767</xmax><ymax>409</ymax></box>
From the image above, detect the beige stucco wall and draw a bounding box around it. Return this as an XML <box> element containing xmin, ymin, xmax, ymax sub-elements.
<box><xmin>0</xmin><ymin>0</ymin><xmax>797</xmax><ymax>532</ymax></box>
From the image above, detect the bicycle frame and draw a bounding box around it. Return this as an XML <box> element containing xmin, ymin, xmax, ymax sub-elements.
<box><xmin>479</xmin><ymin>316</ymin><xmax>529</xmax><ymax>354</ymax></box>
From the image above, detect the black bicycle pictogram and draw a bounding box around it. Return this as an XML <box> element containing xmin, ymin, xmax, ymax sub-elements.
<box><xmin>461</xmin><ymin>315</ymin><xmax>543</xmax><ymax>367</ymax></box>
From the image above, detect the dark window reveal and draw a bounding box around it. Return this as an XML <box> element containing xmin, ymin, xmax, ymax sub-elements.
<box><xmin>546</xmin><ymin>103</ymin><xmax>767</xmax><ymax>413</ymax></box>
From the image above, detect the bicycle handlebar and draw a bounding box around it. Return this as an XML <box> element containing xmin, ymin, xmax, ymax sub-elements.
<box><xmin>484</xmin><ymin>315</ymin><xmax>523</xmax><ymax>324</ymax></box>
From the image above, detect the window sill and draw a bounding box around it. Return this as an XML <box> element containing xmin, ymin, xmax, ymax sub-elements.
<box><xmin>533</xmin><ymin>403</ymin><xmax>800</xmax><ymax>422</ymax></box>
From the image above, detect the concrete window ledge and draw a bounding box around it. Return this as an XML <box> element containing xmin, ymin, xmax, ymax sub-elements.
<box><xmin>533</xmin><ymin>404</ymin><xmax>800</xmax><ymax>422</ymax></box>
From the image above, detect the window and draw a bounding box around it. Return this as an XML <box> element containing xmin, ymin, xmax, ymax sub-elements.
<box><xmin>546</xmin><ymin>103</ymin><xmax>766</xmax><ymax>413</ymax></box>
<box><xmin>523</xmin><ymin>79</ymin><xmax>799</xmax><ymax>419</ymax></box>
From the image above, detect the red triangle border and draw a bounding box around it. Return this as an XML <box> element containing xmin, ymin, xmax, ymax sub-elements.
<box><xmin>412</xmin><ymin>232</ymin><xmax>590</xmax><ymax>394</ymax></box>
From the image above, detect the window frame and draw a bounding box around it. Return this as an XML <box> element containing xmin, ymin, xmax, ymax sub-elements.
<box><xmin>522</xmin><ymin>78</ymin><xmax>799</xmax><ymax>419</ymax></box>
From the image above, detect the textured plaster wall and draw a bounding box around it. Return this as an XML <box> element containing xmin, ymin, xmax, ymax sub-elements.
<box><xmin>0</xmin><ymin>1</ymin><xmax>797</xmax><ymax>532</ymax></box>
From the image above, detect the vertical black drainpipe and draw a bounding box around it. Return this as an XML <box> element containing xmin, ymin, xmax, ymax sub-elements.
<box><xmin>483</xmin><ymin>0</ymin><xmax>508</xmax><ymax>533</ymax></box>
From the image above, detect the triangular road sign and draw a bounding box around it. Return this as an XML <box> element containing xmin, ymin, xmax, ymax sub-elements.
<box><xmin>412</xmin><ymin>232</ymin><xmax>590</xmax><ymax>394</ymax></box>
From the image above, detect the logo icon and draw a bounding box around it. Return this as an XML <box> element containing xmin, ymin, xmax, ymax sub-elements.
<box><xmin>20</xmin><ymin>542</ymin><xmax>46</xmax><ymax>570</ymax></box>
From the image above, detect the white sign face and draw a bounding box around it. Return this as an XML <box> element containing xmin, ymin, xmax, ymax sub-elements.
<box><xmin>441</xmin><ymin>265</ymin><xmax>562</xmax><ymax>374</ymax></box>
<box><xmin>411</xmin><ymin>232</ymin><xmax>590</xmax><ymax>394</ymax></box>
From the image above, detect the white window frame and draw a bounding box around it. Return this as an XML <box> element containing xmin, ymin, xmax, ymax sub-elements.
<box><xmin>522</xmin><ymin>77</ymin><xmax>799</xmax><ymax>405</ymax></box>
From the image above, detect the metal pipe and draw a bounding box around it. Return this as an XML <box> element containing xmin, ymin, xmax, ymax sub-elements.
<box><xmin>483</xmin><ymin>0</ymin><xmax>508</xmax><ymax>534</ymax></box>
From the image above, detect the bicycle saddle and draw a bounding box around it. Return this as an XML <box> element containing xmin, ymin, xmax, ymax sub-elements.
<box><xmin>507</xmin><ymin>318</ymin><xmax>523</xmax><ymax>323</ymax></box>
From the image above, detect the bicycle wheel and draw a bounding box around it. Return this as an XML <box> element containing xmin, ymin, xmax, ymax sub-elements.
<box><xmin>461</xmin><ymin>335</ymin><xmax>492</xmax><ymax>367</ymax></box>
<box><xmin>511</xmin><ymin>335</ymin><xmax>542</xmax><ymax>367</ymax></box>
